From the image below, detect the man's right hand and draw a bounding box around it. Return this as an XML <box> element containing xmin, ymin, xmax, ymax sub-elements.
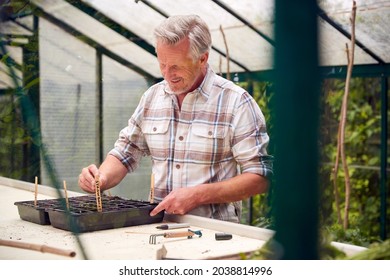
<box><xmin>78</xmin><ymin>164</ymin><xmax>100</xmax><ymax>193</ymax></box>
<box><xmin>78</xmin><ymin>155</ymin><xmax>128</xmax><ymax>194</ymax></box>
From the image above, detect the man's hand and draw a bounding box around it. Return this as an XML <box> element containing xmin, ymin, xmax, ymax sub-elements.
<box><xmin>150</xmin><ymin>187</ymin><xmax>199</xmax><ymax>216</ymax></box>
<box><xmin>78</xmin><ymin>155</ymin><xmax>128</xmax><ymax>194</ymax></box>
<box><xmin>78</xmin><ymin>164</ymin><xmax>105</xmax><ymax>193</ymax></box>
<box><xmin>149</xmin><ymin>173</ymin><xmax>268</xmax><ymax>217</ymax></box>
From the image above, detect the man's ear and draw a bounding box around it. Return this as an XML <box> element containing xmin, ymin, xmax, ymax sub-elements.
<box><xmin>200</xmin><ymin>52</ymin><xmax>209</xmax><ymax>65</ymax></box>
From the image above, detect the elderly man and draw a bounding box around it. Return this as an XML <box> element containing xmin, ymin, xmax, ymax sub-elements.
<box><xmin>78</xmin><ymin>15</ymin><xmax>272</xmax><ymax>223</ymax></box>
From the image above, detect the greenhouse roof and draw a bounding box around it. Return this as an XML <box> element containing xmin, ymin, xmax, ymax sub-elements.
<box><xmin>1</xmin><ymin>0</ymin><xmax>390</xmax><ymax>88</ymax></box>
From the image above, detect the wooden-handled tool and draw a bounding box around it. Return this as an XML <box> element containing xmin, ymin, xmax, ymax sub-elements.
<box><xmin>149</xmin><ymin>229</ymin><xmax>202</xmax><ymax>244</ymax></box>
<box><xmin>0</xmin><ymin>239</ymin><xmax>76</xmax><ymax>257</ymax></box>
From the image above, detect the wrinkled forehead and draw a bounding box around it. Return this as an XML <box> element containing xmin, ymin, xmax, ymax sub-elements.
<box><xmin>156</xmin><ymin>38</ymin><xmax>193</xmax><ymax>61</ymax></box>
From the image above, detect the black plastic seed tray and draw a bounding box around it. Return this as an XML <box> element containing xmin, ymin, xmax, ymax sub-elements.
<box><xmin>14</xmin><ymin>195</ymin><xmax>164</xmax><ymax>232</ymax></box>
<box><xmin>47</xmin><ymin>195</ymin><xmax>163</xmax><ymax>233</ymax></box>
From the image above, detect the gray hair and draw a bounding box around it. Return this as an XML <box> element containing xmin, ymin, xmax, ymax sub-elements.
<box><xmin>154</xmin><ymin>15</ymin><xmax>212</xmax><ymax>60</ymax></box>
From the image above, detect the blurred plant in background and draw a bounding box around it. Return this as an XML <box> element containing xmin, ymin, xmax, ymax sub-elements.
<box><xmin>239</xmin><ymin>77</ymin><xmax>388</xmax><ymax>246</ymax></box>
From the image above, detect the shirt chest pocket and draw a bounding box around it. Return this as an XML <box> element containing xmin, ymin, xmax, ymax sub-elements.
<box><xmin>141</xmin><ymin>120</ymin><xmax>170</xmax><ymax>160</ymax></box>
<box><xmin>189</xmin><ymin>123</ymin><xmax>230</xmax><ymax>163</ymax></box>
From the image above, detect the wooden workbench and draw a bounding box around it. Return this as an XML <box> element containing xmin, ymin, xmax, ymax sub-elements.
<box><xmin>0</xmin><ymin>176</ymin><xmax>275</xmax><ymax>260</ymax></box>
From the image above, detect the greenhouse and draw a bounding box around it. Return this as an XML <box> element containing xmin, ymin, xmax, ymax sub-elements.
<box><xmin>0</xmin><ymin>0</ymin><xmax>389</xmax><ymax>260</ymax></box>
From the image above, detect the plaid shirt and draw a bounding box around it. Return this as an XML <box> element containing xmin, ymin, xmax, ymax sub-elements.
<box><xmin>109</xmin><ymin>66</ymin><xmax>273</xmax><ymax>222</ymax></box>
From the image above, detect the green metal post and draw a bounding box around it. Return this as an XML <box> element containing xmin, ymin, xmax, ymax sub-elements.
<box><xmin>22</xmin><ymin>15</ymin><xmax>41</xmax><ymax>182</ymax></box>
<box><xmin>272</xmin><ymin>0</ymin><xmax>320</xmax><ymax>259</ymax></box>
<box><xmin>380</xmin><ymin>75</ymin><xmax>388</xmax><ymax>240</ymax></box>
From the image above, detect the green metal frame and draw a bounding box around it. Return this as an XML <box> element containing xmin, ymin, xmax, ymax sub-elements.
<box><xmin>271</xmin><ymin>0</ymin><xmax>320</xmax><ymax>259</ymax></box>
<box><xmin>21</xmin><ymin>15</ymin><xmax>40</xmax><ymax>183</ymax></box>
<box><xmin>380</xmin><ymin>75</ymin><xmax>388</xmax><ymax>240</ymax></box>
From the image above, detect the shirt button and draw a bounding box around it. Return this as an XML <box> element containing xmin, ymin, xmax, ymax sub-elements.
<box><xmin>153</xmin><ymin>127</ymin><xmax>157</xmax><ymax>132</ymax></box>
<box><xmin>208</xmin><ymin>131</ymin><xmax>212</xmax><ymax>136</ymax></box>
<box><xmin>176</xmin><ymin>164</ymin><xmax>181</xmax><ymax>169</ymax></box>
<box><xmin>178</xmin><ymin>136</ymin><xmax>184</xmax><ymax>141</ymax></box>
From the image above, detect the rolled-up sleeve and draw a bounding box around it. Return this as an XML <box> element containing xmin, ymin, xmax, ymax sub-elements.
<box><xmin>231</xmin><ymin>92</ymin><xmax>273</xmax><ymax>177</ymax></box>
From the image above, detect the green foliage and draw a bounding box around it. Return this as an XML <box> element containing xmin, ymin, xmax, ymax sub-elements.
<box><xmin>348</xmin><ymin>238</ymin><xmax>390</xmax><ymax>260</ymax></box>
<box><xmin>324</xmin><ymin>224</ymin><xmax>371</xmax><ymax>247</ymax></box>
<box><xmin>319</xmin><ymin>77</ymin><xmax>386</xmax><ymax>244</ymax></box>
<box><xmin>240</xmin><ymin>77</ymin><xmax>387</xmax><ymax>248</ymax></box>
<box><xmin>238</xmin><ymin>81</ymin><xmax>275</xmax><ymax>226</ymax></box>
<box><xmin>0</xmin><ymin>93</ymin><xmax>30</xmax><ymax>179</ymax></box>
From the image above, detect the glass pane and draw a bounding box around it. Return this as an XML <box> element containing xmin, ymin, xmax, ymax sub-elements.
<box><xmin>102</xmin><ymin>55</ymin><xmax>151</xmax><ymax>200</ymax></box>
<box><xmin>0</xmin><ymin>46</ymin><xmax>23</xmax><ymax>89</ymax></box>
<box><xmin>83</xmin><ymin>0</ymin><xmax>247</xmax><ymax>73</ymax></box>
<box><xmin>318</xmin><ymin>17</ymin><xmax>377</xmax><ymax>66</ymax></box>
<box><xmin>34</xmin><ymin>0</ymin><xmax>160</xmax><ymax>77</ymax></box>
<box><xmin>319</xmin><ymin>0</ymin><xmax>390</xmax><ymax>64</ymax></box>
<box><xmin>39</xmin><ymin>18</ymin><xmax>97</xmax><ymax>191</ymax></box>
<box><xmin>0</xmin><ymin>19</ymin><xmax>33</xmax><ymax>36</ymax></box>
<box><xmin>83</xmin><ymin>0</ymin><xmax>165</xmax><ymax>45</ymax></box>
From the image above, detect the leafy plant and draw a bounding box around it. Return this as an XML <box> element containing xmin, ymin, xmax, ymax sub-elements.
<box><xmin>240</xmin><ymin>77</ymin><xmax>387</xmax><ymax>247</ymax></box>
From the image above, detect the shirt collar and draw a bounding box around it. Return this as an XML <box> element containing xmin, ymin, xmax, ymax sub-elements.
<box><xmin>198</xmin><ymin>65</ymin><xmax>215</xmax><ymax>100</ymax></box>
